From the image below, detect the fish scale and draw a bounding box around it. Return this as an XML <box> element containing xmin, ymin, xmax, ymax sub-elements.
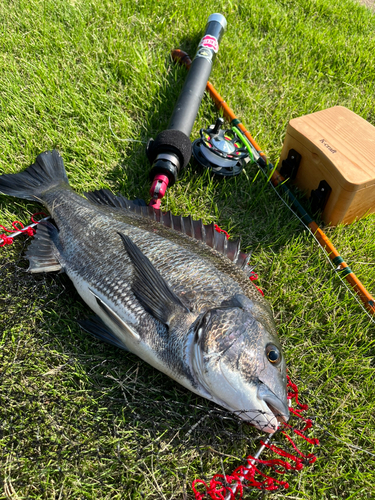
<box><xmin>0</xmin><ymin>150</ymin><xmax>289</xmax><ymax>434</ymax></box>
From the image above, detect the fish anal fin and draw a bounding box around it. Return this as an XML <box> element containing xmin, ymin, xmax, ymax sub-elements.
<box><xmin>25</xmin><ymin>221</ymin><xmax>63</xmax><ymax>273</ymax></box>
<box><xmin>78</xmin><ymin>315</ymin><xmax>129</xmax><ymax>351</ymax></box>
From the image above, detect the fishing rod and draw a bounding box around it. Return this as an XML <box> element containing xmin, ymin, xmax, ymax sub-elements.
<box><xmin>147</xmin><ymin>14</ymin><xmax>227</xmax><ymax>209</ymax></box>
<box><xmin>171</xmin><ymin>49</ymin><xmax>375</xmax><ymax>318</ymax></box>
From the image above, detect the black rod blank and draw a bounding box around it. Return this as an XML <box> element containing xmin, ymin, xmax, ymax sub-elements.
<box><xmin>168</xmin><ymin>14</ymin><xmax>227</xmax><ymax>137</ymax></box>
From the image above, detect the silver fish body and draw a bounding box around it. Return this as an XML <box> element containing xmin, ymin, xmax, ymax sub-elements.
<box><xmin>0</xmin><ymin>150</ymin><xmax>289</xmax><ymax>433</ymax></box>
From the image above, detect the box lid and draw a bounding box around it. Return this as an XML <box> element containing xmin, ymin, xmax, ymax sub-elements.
<box><xmin>287</xmin><ymin>106</ymin><xmax>375</xmax><ymax>191</ymax></box>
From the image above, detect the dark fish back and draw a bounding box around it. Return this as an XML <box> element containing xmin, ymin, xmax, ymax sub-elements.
<box><xmin>43</xmin><ymin>186</ymin><xmax>264</xmax><ymax>312</ymax></box>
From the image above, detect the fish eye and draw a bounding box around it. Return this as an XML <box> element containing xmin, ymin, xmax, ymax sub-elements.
<box><xmin>266</xmin><ymin>344</ymin><xmax>281</xmax><ymax>365</ymax></box>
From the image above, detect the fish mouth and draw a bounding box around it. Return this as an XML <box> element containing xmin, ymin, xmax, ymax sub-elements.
<box><xmin>257</xmin><ymin>381</ymin><xmax>289</xmax><ymax>426</ymax></box>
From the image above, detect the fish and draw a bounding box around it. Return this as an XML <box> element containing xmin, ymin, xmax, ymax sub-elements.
<box><xmin>0</xmin><ymin>150</ymin><xmax>289</xmax><ymax>433</ymax></box>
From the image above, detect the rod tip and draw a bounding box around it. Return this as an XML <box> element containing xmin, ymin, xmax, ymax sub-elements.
<box><xmin>207</xmin><ymin>13</ymin><xmax>227</xmax><ymax>32</ymax></box>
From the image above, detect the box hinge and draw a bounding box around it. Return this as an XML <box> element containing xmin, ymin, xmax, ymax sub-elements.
<box><xmin>310</xmin><ymin>180</ymin><xmax>332</xmax><ymax>213</ymax></box>
<box><xmin>280</xmin><ymin>149</ymin><xmax>301</xmax><ymax>180</ymax></box>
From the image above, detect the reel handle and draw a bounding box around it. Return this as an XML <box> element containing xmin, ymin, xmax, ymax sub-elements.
<box><xmin>212</xmin><ymin>117</ymin><xmax>224</xmax><ymax>134</ymax></box>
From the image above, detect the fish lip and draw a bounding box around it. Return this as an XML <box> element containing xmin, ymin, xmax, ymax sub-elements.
<box><xmin>257</xmin><ymin>381</ymin><xmax>289</xmax><ymax>424</ymax></box>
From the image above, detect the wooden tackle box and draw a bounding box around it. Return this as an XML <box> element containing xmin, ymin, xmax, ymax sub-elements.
<box><xmin>278</xmin><ymin>106</ymin><xmax>375</xmax><ymax>226</ymax></box>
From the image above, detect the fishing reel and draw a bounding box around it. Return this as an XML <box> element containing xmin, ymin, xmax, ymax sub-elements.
<box><xmin>192</xmin><ymin>117</ymin><xmax>250</xmax><ymax>176</ymax></box>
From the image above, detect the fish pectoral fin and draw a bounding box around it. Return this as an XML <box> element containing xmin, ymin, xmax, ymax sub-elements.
<box><xmin>78</xmin><ymin>315</ymin><xmax>129</xmax><ymax>351</ymax></box>
<box><xmin>89</xmin><ymin>289</ymin><xmax>140</xmax><ymax>342</ymax></box>
<box><xmin>25</xmin><ymin>221</ymin><xmax>63</xmax><ymax>273</ymax></box>
<box><xmin>117</xmin><ymin>232</ymin><xmax>189</xmax><ymax>327</ymax></box>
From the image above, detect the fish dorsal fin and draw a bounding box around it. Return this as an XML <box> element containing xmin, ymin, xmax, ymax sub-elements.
<box><xmin>118</xmin><ymin>232</ymin><xmax>189</xmax><ymax>327</ymax></box>
<box><xmin>84</xmin><ymin>189</ymin><xmax>135</xmax><ymax>210</ymax></box>
<box><xmin>84</xmin><ymin>189</ymin><xmax>250</xmax><ymax>270</ymax></box>
<box><xmin>25</xmin><ymin>221</ymin><xmax>63</xmax><ymax>273</ymax></box>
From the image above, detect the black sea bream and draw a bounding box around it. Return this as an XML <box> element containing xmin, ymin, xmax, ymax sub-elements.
<box><xmin>0</xmin><ymin>150</ymin><xmax>289</xmax><ymax>433</ymax></box>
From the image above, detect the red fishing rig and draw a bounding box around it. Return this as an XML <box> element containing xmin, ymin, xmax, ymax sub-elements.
<box><xmin>192</xmin><ymin>375</ymin><xmax>319</xmax><ymax>500</ymax></box>
<box><xmin>0</xmin><ymin>213</ymin><xmax>49</xmax><ymax>247</ymax></box>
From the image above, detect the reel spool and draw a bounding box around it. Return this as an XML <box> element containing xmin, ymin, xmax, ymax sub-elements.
<box><xmin>192</xmin><ymin>117</ymin><xmax>249</xmax><ymax>176</ymax></box>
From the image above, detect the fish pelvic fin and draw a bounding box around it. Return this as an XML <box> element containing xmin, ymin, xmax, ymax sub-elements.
<box><xmin>89</xmin><ymin>288</ymin><xmax>141</xmax><ymax>343</ymax></box>
<box><xmin>25</xmin><ymin>220</ymin><xmax>63</xmax><ymax>273</ymax></box>
<box><xmin>78</xmin><ymin>315</ymin><xmax>129</xmax><ymax>351</ymax></box>
<box><xmin>84</xmin><ymin>188</ymin><xmax>251</xmax><ymax>271</ymax></box>
<box><xmin>0</xmin><ymin>150</ymin><xmax>69</xmax><ymax>201</ymax></box>
<box><xmin>118</xmin><ymin>232</ymin><xmax>189</xmax><ymax>327</ymax></box>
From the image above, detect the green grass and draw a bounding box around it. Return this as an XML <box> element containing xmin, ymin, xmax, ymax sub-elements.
<box><xmin>1</xmin><ymin>0</ymin><xmax>375</xmax><ymax>498</ymax></box>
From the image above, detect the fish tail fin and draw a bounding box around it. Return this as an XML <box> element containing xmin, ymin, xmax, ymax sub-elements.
<box><xmin>0</xmin><ymin>150</ymin><xmax>69</xmax><ymax>201</ymax></box>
